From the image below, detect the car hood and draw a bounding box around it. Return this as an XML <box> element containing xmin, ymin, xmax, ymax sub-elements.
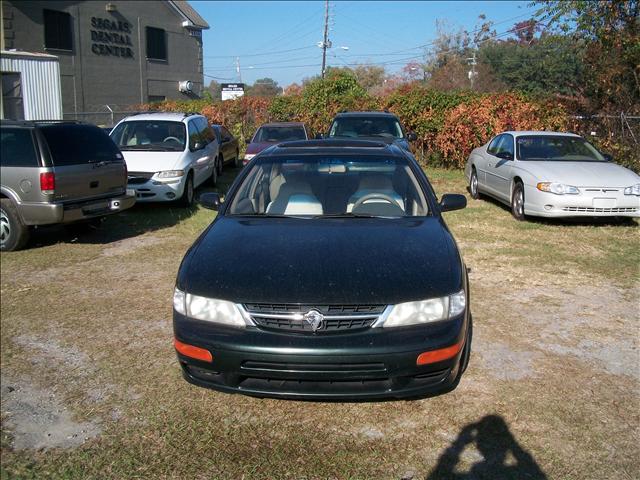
<box><xmin>120</xmin><ymin>150</ymin><xmax>183</xmax><ymax>173</ymax></box>
<box><xmin>520</xmin><ymin>161</ymin><xmax>640</xmax><ymax>187</ymax></box>
<box><xmin>179</xmin><ymin>216</ymin><xmax>461</xmax><ymax>305</ymax></box>
<box><xmin>246</xmin><ymin>142</ymin><xmax>275</xmax><ymax>155</ymax></box>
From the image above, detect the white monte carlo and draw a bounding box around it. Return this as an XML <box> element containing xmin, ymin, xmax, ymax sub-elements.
<box><xmin>464</xmin><ymin>131</ymin><xmax>640</xmax><ymax>220</ymax></box>
<box><xmin>110</xmin><ymin>112</ymin><xmax>220</xmax><ymax>207</ymax></box>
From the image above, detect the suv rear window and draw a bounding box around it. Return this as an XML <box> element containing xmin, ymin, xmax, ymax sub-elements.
<box><xmin>0</xmin><ymin>128</ymin><xmax>39</xmax><ymax>167</ymax></box>
<box><xmin>40</xmin><ymin>124</ymin><xmax>122</xmax><ymax>166</ymax></box>
<box><xmin>253</xmin><ymin>126</ymin><xmax>306</xmax><ymax>143</ymax></box>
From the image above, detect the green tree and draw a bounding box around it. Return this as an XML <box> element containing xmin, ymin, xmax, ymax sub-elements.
<box><xmin>247</xmin><ymin>78</ymin><xmax>281</xmax><ymax>98</ymax></box>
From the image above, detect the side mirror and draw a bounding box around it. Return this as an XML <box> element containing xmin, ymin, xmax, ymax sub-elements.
<box><xmin>406</xmin><ymin>132</ymin><xmax>418</xmax><ymax>142</ymax></box>
<box><xmin>200</xmin><ymin>192</ymin><xmax>222</xmax><ymax>211</ymax></box>
<box><xmin>495</xmin><ymin>151</ymin><xmax>513</xmax><ymax>160</ymax></box>
<box><xmin>193</xmin><ymin>141</ymin><xmax>205</xmax><ymax>151</ymax></box>
<box><xmin>603</xmin><ymin>153</ymin><xmax>613</xmax><ymax>161</ymax></box>
<box><xmin>315</xmin><ymin>133</ymin><xmax>324</xmax><ymax>139</ymax></box>
<box><xmin>439</xmin><ymin>194</ymin><xmax>467</xmax><ymax>212</ymax></box>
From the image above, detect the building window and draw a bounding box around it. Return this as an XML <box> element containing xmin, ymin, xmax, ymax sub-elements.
<box><xmin>43</xmin><ymin>9</ymin><xmax>73</xmax><ymax>51</ymax></box>
<box><xmin>148</xmin><ymin>95</ymin><xmax>166</xmax><ymax>103</ymax></box>
<box><xmin>146</xmin><ymin>27</ymin><xmax>167</xmax><ymax>61</ymax></box>
<box><xmin>1</xmin><ymin>72</ymin><xmax>24</xmax><ymax>120</ymax></box>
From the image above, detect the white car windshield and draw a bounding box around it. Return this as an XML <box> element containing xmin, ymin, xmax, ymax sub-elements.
<box><xmin>111</xmin><ymin>121</ymin><xmax>186</xmax><ymax>151</ymax></box>
<box><xmin>517</xmin><ymin>136</ymin><xmax>606</xmax><ymax>162</ymax></box>
<box><xmin>329</xmin><ymin>117</ymin><xmax>404</xmax><ymax>139</ymax></box>
<box><xmin>228</xmin><ymin>155</ymin><xmax>429</xmax><ymax>218</ymax></box>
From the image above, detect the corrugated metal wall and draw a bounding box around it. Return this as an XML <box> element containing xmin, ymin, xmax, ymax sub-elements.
<box><xmin>1</xmin><ymin>53</ymin><xmax>63</xmax><ymax>120</ymax></box>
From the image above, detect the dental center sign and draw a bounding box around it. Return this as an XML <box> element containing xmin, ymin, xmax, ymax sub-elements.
<box><xmin>90</xmin><ymin>17</ymin><xmax>134</xmax><ymax>58</ymax></box>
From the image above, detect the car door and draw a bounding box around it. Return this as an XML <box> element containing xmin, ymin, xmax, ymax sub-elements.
<box><xmin>476</xmin><ymin>135</ymin><xmax>501</xmax><ymax>193</ymax></box>
<box><xmin>187</xmin><ymin>119</ymin><xmax>210</xmax><ymax>186</ymax></box>
<box><xmin>485</xmin><ymin>134</ymin><xmax>514</xmax><ymax>200</ymax></box>
<box><xmin>220</xmin><ymin>126</ymin><xmax>235</xmax><ymax>163</ymax></box>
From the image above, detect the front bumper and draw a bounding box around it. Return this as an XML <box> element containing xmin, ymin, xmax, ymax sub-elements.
<box><xmin>173</xmin><ymin>312</ymin><xmax>468</xmax><ymax>400</ymax></box>
<box><xmin>128</xmin><ymin>177</ymin><xmax>186</xmax><ymax>203</ymax></box>
<box><xmin>524</xmin><ymin>184</ymin><xmax>640</xmax><ymax>218</ymax></box>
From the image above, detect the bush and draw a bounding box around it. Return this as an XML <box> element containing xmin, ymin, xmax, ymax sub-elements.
<box><xmin>136</xmin><ymin>79</ymin><xmax>637</xmax><ymax>171</ymax></box>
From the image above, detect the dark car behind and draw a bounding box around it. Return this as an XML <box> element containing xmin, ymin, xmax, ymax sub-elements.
<box><xmin>243</xmin><ymin>122</ymin><xmax>308</xmax><ymax>165</ymax></box>
<box><xmin>327</xmin><ymin>111</ymin><xmax>416</xmax><ymax>151</ymax></box>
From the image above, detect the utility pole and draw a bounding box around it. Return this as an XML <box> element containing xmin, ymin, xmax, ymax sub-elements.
<box><xmin>467</xmin><ymin>51</ymin><xmax>478</xmax><ymax>90</ymax></box>
<box><xmin>236</xmin><ymin>57</ymin><xmax>242</xmax><ymax>83</ymax></box>
<box><xmin>321</xmin><ymin>0</ymin><xmax>329</xmax><ymax>78</ymax></box>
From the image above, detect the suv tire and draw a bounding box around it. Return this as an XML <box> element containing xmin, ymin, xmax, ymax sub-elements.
<box><xmin>0</xmin><ymin>199</ymin><xmax>30</xmax><ymax>251</ymax></box>
<box><xmin>179</xmin><ymin>173</ymin><xmax>195</xmax><ymax>207</ymax></box>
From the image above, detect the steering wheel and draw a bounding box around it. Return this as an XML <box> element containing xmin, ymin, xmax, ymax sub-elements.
<box><xmin>352</xmin><ymin>192</ymin><xmax>398</xmax><ymax>210</ymax></box>
<box><xmin>163</xmin><ymin>136</ymin><xmax>181</xmax><ymax>143</ymax></box>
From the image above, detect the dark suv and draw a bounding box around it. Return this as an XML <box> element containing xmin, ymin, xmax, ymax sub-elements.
<box><xmin>327</xmin><ymin>111</ymin><xmax>417</xmax><ymax>151</ymax></box>
<box><xmin>0</xmin><ymin>120</ymin><xmax>135</xmax><ymax>251</ymax></box>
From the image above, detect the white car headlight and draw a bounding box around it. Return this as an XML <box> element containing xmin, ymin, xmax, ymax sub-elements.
<box><xmin>624</xmin><ymin>183</ymin><xmax>640</xmax><ymax>196</ymax></box>
<box><xmin>536</xmin><ymin>182</ymin><xmax>579</xmax><ymax>195</ymax></box>
<box><xmin>173</xmin><ymin>288</ymin><xmax>246</xmax><ymax>327</ymax></box>
<box><xmin>383</xmin><ymin>290</ymin><xmax>466</xmax><ymax>328</ymax></box>
<box><xmin>156</xmin><ymin>170</ymin><xmax>185</xmax><ymax>179</ymax></box>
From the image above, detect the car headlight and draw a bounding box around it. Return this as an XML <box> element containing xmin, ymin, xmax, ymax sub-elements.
<box><xmin>244</xmin><ymin>154</ymin><xmax>256</xmax><ymax>161</ymax></box>
<box><xmin>536</xmin><ymin>182</ymin><xmax>579</xmax><ymax>195</ymax></box>
<box><xmin>173</xmin><ymin>288</ymin><xmax>246</xmax><ymax>327</ymax></box>
<box><xmin>383</xmin><ymin>290</ymin><xmax>466</xmax><ymax>327</ymax></box>
<box><xmin>624</xmin><ymin>183</ymin><xmax>640</xmax><ymax>196</ymax></box>
<box><xmin>156</xmin><ymin>170</ymin><xmax>185</xmax><ymax>179</ymax></box>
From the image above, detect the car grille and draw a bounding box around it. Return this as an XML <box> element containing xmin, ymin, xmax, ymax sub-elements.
<box><xmin>243</xmin><ymin>303</ymin><xmax>386</xmax><ymax>334</ymax></box>
<box><xmin>562</xmin><ymin>206</ymin><xmax>637</xmax><ymax>213</ymax></box>
<box><xmin>127</xmin><ymin>172</ymin><xmax>154</xmax><ymax>185</ymax></box>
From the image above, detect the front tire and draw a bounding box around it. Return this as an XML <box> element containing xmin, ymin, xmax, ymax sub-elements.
<box><xmin>0</xmin><ymin>199</ymin><xmax>30</xmax><ymax>251</ymax></box>
<box><xmin>179</xmin><ymin>173</ymin><xmax>195</xmax><ymax>207</ymax></box>
<box><xmin>511</xmin><ymin>181</ymin><xmax>526</xmax><ymax>221</ymax></box>
<box><xmin>469</xmin><ymin>168</ymin><xmax>480</xmax><ymax>200</ymax></box>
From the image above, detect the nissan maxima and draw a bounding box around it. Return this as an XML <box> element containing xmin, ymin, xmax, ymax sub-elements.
<box><xmin>173</xmin><ymin>140</ymin><xmax>471</xmax><ymax>400</ymax></box>
<box><xmin>464</xmin><ymin>131</ymin><xmax>640</xmax><ymax>221</ymax></box>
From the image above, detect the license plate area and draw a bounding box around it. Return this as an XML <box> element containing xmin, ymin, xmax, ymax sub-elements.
<box><xmin>592</xmin><ymin>198</ymin><xmax>616</xmax><ymax>208</ymax></box>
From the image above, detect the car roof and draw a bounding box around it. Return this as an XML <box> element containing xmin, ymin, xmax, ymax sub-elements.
<box><xmin>503</xmin><ymin>131</ymin><xmax>582</xmax><ymax>138</ymax></box>
<box><xmin>333</xmin><ymin>111</ymin><xmax>399</xmax><ymax>118</ymax></box>
<box><xmin>259</xmin><ymin>139</ymin><xmax>407</xmax><ymax>158</ymax></box>
<box><xmin>120</xmin><ymin>112</ymin><xmax>202</xmax><ymax>122</ymax></box>
<box><xmin>1</xmin><ymin>119</ymin><xmax>83</xmax><ymax>127</ymax></box>
<box><xmin>258</xmin><ymin>122</ymin><xmax>306</xmax><ymax>128</ymax></box>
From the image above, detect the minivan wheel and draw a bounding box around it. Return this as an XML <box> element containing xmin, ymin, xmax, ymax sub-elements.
<box><xmin>469</xmin><ymin>168</ymin><xmax>480</xmax><ymax>200</ymax></box>
<box><xmin>0</xmin><ymin>199</ymin><xmax>30</xmax><ymax>252</ymax></box>
<box><xmin>511</xmin><ymin>182</ymin><xmax>526</xmax><ymax>221</ymax></box>
<box><xmin>179</xmin><ymin>173</ymin><xmax>194</xmax><ymax>207</ymax></box>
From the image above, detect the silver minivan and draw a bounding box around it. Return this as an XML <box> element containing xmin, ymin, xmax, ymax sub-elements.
<box><xmin>110</xmin><ymin>112</ymin><xmax>220</xmax><ymax>207</ymax></box>
<box><xmin>0</xmin><ymin>120</ymin><xmax>135</xmax><ymax>251</ymax></box>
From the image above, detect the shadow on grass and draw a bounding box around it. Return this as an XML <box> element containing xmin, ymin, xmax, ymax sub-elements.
<box><xmin>426</xmin><ymin>414</ymin><xmax>547</xmax><ymax>480</ymax></box>
<box><xmin>26</xmin><ymin>167</ymin><xmax>243</xmax><ymax>249</ymax></box>
<box><xmin>469</xmin><ymin>188</ymin><xmax>638</xmax><ymax>228</ymax></box>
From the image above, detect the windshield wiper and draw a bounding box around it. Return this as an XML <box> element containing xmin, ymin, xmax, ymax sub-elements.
<box><xmin>120</xmin><ymin>145</ymin><xmax>173</xmax><ymax>151</ymax></box>
<box><xmin>314</xmin><ymin>213</ymin><xmax>386</xmax><ymax>218</ymax></box>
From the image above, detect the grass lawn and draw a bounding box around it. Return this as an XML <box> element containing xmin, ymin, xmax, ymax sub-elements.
<box><xmin>1</xmin><ymin>166</ymin><xmax>638</xmax><ymax>479</ymax></box>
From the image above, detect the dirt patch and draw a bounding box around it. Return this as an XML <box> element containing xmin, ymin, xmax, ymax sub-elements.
<box><xmin>475</xmin><ymin>340</ymin><xmax>540</xmax><ymax>380</ymax></box>
<box><xmin>101</xmin><ymin>234</ymin><xmax>166</xmax><ymax>258</ymax></box>
<box><xmin>1</xmin><ymin>375</ymin><xmax>101</xmax><ymax>450</ymax></box>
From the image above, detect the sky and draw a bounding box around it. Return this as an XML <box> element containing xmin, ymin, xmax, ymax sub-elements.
<box><xmin>193</xmin><ymin>1</ymin><xmax>538</xmax><ymax>87</ymax></box>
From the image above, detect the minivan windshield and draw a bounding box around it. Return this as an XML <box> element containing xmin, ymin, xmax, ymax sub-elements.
<box><xmin>252</xmin><ymin>126</ymin><xmax>306</xmax><ymax>143</ymax></box>
<box><xmin>228</xmin><ymin>155</ymin><xmax>429</xmax><ymax>218</ymax></box>
<box><xmin>517</xmin><ymin>135</ymin><xmax>606</xmax><ymax>162</ymax></box>
<box><xmin>329</xmin><ymin>117</ymin><xmax>404</xmax><ymax>139</ymax></box>
<box><xmin>110</xmin><ymin>120</ymin><xmax>186</xmax><ymax>151</ymax></box>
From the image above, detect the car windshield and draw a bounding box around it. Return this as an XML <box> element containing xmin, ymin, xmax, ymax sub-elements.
<box><xmin>110</xmin><ymin>120</ymin><xmax>186</xmax><ymax>151</ymax></box>
<box><xmin>329</xmin><ymin>117</ymin><xmax>404</xmax><ymax>139</ymax></box>
<box><xmin>228</xmin><ymin>155</ymin><xmax>429</xmax><ymax>218</ymax></box>
<box><xmin>516</xmin><ymin>135</ymin><xmax>606</xmax><ymax>162</ymax></box>
<box><xmin>253</xmin><ymin>126</ymin><xmax>306</xmax><ymax>143</ymax></box>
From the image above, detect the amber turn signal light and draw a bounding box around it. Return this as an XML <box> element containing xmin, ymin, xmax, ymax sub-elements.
<box><xmin>416</xmin><ymin>340</ymin><xmax>463</xmax><ymax>366</ymax></box>
<box><xmin>174</xmin><ymin>338</ymin><xmax>213</xmax><ymax>362</ymax></box>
